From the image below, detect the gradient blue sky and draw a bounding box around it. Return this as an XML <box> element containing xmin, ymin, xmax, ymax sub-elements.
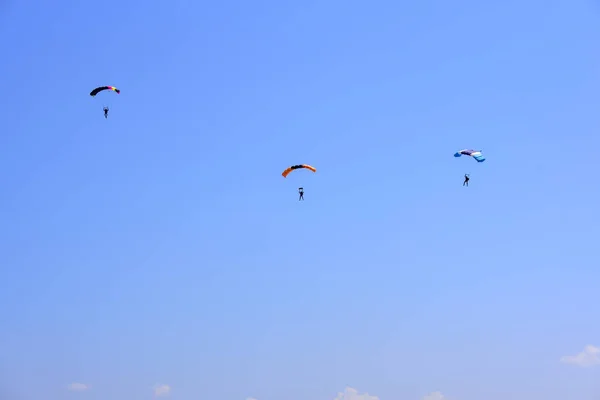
<box><xmin>1</xmin><ymin>0</ymin><xmax>599</xmax><ymax>399</ymax></box>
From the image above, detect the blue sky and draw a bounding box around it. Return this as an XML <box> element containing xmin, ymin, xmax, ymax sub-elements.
<box><xmin>0</xmin><ymin>0</ymin><xmax>599</xmax><ymax>399</ymax></box>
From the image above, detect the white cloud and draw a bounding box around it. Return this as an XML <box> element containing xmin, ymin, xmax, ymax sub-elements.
<box><xmin>333</xmin><ymin>387</ymin><xmax>379</xmax><ymax>400</ymax></box>
<box><xmin>153</xmin><ymin>384</ymin><xmax>171</xmax><ymax>397</ymax></box>
<box><xmin>66</xmin><ymin>383</ymin><xmax>88</xmax><ymax>391</ymax></box>
<box><xmin>560</xmin><ymin>345</ymin><xmax>600</xmax><ymax>367</ymax></box>
<box><xmin>423</xmin><ymin>392</ymin><xmax>445</xmax><ymax>400</ymax></box>
<box><xmin>248</xmin><ymin>387</ymin><xmax>447</xmax><ymax>400</ymax></box>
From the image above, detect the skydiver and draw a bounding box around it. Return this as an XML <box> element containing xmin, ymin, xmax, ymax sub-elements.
<box><xmin>103</xmin><ymin>106</ymin><xmax>109</xmax><ymax>119</ymax></box>
<box><xmin>463</xmin><ymin>174</ymin><xmax>470</xmax><ymax>186</ymax></box>
<box><xmin>298</xmin><ymin>187</ymin><xmax>304</xmax><ymax>201</ymax></box>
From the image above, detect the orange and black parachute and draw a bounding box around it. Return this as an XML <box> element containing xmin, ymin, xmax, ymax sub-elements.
<box><xmin>282</xmin><ymin>164</ymin><xmax>316</xmax><ymax>178</ymax></box>
<box><xmin>90</xmin><ymin>86</ymin><xmax>120</xmax><ymax>96</ymax></box>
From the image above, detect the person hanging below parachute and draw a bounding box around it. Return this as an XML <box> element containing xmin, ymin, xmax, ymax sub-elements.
<box><xmin>90</xmin><ymin>85</ymin><xmax>120</xmax><ymax>118</ymax></box>
<box><xmin>282</xmin><ymin>164</ymin><xmax>316</xmax><ymax>200</ymax></box>
<box><xmin>454</xmin><ymin>149</ymin><xmax>484</xmax><ymax>186</ymax></box>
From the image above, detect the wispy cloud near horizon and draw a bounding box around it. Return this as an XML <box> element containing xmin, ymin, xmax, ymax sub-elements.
<box><xmin>66</xmin><ymin>383</ymin><xmax>88</xmax><ymax>391</ymax></box>
<box><xmin>560</xmin><ymin>345</ymin><xmax>600</xmax><ymax>367</ymax></box>
<box><xmin>333</xmin><ymin>387</ymin><xmax>379</xmax><ymax>400</ymax></box>
<box><xmin>153</xmin><ymin>384</ymin><xmax>171</xmax><ymax>397</ymax></box>
<box><xmin>423</xmin><ymin>392</ymin><xmax>445</xmax><ymax>400</ymax></box>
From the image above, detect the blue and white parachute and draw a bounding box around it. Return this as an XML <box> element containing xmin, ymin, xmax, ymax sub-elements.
<box><xmin>454</xmin><ymin>149</ymin><xmax>485</xmax><ymax>162</ymax></box>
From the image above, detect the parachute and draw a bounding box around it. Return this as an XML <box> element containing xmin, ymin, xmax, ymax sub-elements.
<box><xmin>282</xmin><ymin>164</ymin><xmax>316</xmax><ymax>178</ymax></box>
<box><xmin>454</xmin><ymin>149</ymin><xmax>485</xmax><ymax>162</ymax></box>
<box><xmin>90</xmin><ymin>86</ymin><xmax>120</xmax><ymax>96</ymax></box>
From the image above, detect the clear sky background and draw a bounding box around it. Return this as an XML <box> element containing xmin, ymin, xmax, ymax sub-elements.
<box><xmin>0</xmin><ymin>0</ymin><xmax>599</xmax><ymax>399</ymax></box>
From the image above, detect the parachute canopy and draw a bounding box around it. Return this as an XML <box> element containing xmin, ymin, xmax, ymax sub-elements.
<box><xmin>90</xmin><ymin>86</ymin><xmax>120</xmax><ymax>96</ymax></box>
<box><xmin>282</xmin><ymin>164</ymin><xmax>316</xmax><ymax>178</ymax></box>
<box><xmin>454</xmin><ymin>149</ymin><xmax>485</xmax><ymax>162</ymax></box>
